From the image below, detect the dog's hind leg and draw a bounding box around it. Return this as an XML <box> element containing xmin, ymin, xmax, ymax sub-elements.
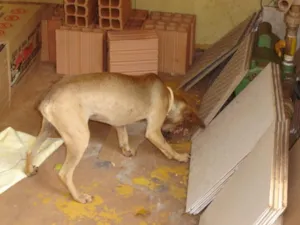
<box><xmin>146</xmin><ymin>113</ymin><xmax>190</xmax><ymax>163</ymax></box>
<box><xmin>115</xmin><ymin>126</ymin><xmax>135</xmax><ymax>157</ymax></box>
<box><xmin>50</xmin><ymin>114</ymin><xmax>92</xmax><ymax>204</ymax></box>
<box><xmin>26</xmin><ymin>117</ymin><xmax>54</xmax><ymax>176</ymax></box>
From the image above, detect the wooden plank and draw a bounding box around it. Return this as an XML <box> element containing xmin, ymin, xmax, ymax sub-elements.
<box><xmin>186</xmin><ymin>63</ymin><xmax>281</xmax><ymax>214</ymax></box>
<box><xmin>198</xmin><ymin>120</ymin><xmax>288</xmax><ymax>225</ymax></box>
<box><xmin>198</xmin><ymin>32</ymin><xmax>254</xmax><ymax>126</ymax></box>
<box><xmin>177</xmin><ymin>12</ymin><xmax>257</xmax><ymax>91</ymax></box>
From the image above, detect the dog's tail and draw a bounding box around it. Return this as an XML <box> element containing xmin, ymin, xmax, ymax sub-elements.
<box><xmin>166</xmin><ymin>86</ymin><xmax>174</xmax><ymax>113</ymax></box>
<box><xmin>25</xmin><ymin>117</ymin><xmax>55</xmax><ymax>175</ymax></box>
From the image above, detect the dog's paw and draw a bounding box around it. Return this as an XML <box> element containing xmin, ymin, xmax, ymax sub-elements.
<box><xmin>26</xmin><ymin>166</ymin><xmax>39</xmax><ymax>177</ymax></box>
<box><xmin>76</xmin><ymin>193</ymin><xmax>93</xmax><ymax>204</ymax></box>
<box><xmin>121</xmin><ymin>148</ymin><xmax>136</xmax><ymax>157</ymax></box>
<box><xmin>175</xmin><ymin>153</ymin><xmax>190</xmax><ymax>163</ymax></box>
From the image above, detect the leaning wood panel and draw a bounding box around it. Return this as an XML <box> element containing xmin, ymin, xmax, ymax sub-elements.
<box><xmin>198</xmin><ymin>32</ymin><xmax>254</xmax><ymax>126</ymax></box>
<box><xmin>186</xmin><ymin>63</ymin><xmax>283</xmax><ymax>215</ymax></box>
<box><xmin>178</xmin><ymin>12</ymin><xmax>258</xmax><ymax>91</ymax></box>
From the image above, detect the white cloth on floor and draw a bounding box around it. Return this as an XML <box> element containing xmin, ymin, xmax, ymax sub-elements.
<box><xmin>0</xmin><ymin>127</ymin><xmax>63</xmax><ymax>194</ymax></box>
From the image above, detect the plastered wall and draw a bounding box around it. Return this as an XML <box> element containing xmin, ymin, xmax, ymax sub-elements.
<box><xmin>133</xmin><ymin>0</ymin><xmax>261</xmax><ymax>45</ymax></box>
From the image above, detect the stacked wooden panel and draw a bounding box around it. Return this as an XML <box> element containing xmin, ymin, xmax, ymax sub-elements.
<box><xmin>186</xmin><ymin>63</ymin><xmax>286</xmax><ymax>215</ymax></box>
<box><xmin>99</xmin><ymin>0</ymin><xmax>132</xmax><ymax>30</ymax></box>
<box><xmin>107</xmin><ymin>30</ymin><xmax>158</xmax><ymax>75</ymax></box>
<box><xmin>198</xmin><ymin>63</ymin><xmax>288</xmax><ymax>225</ymax></box>
<box><xmin>178</xmin><ymin>12</ymin><xmax>260</xmax><ymax>91</ymax></box>
<box><xmin>56</xmin><ymin>26</ymin><xmax>105</xmax><ymax>75</ymax></box>
<box><xmin>124</xmin><ymin>9</ymin><xmax>149</xmax><ymax>30</ymax></box>
<box><xmin>142</xmin><ymin>12</ymin><xmax>195</xmax><ymax>75</ymax></box>
<box><xmin>198</xmin><ymin>33</ymin><xmax>254</xmax><ymax>126</ymax></box>
<box><xmin>64</xmin><ymin>0</ymin><xmax>97</xmax><ymax>27</ymax></box>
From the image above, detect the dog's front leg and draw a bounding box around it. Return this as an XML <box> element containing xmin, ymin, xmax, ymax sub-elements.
<box><xmin>146</xmin><ymin>118</ymin><xmax>189</xmax><ymax>163</ymax></box>
<box><xmin>115</xmin><ymin>126</ymin><xmax>135</xmax><ymax>157</ymax></box>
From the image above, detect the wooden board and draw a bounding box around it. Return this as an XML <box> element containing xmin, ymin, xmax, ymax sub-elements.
<box><xmin>198</xmin><ymin>120</ymin><xmax>289</xmax><ymax>225</ymax></box>
<box><xmin>186</xmin><ymin>63</ymin><xmax>283</xmax><ymax>215</ymax></box>
<box><xmin>282</xmin><ymin>139</ymin><xmax>300</xmax><ymax>225</ymax></box>
<box><xmin>198</xmin><ymin>32</ymin><xmax>254</xmax><ymax>126</ymax></box>
<box><xmin>177</xmin><ymin>12</ymin><xmax>258</xmax><ymax>91</ymax></box>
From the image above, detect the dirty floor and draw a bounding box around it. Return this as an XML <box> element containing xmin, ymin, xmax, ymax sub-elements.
<box><xmin>0</xmin><ymin>61</ymin><xmax>209</xmax><ymax>225</ymax></box>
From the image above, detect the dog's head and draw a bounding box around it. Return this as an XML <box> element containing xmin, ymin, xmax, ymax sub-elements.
<box><xmin>162</xmin><ymin>92</ymin><xmax>205</xmax><ymax>134</ymax></box>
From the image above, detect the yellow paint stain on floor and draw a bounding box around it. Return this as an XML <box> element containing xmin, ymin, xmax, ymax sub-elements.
<box><xmin>37</xmin><ymin>193</ymin><xmax>52</xmax><ymax>205</ymax></box>
<box><xmin>55</xmin><ymin>195</ymin><xmax>104</xmax><ymax>221</ymax></box>
<box><xmin>150</xmin><ymin>166</ymin><xmax>188</xmax><ymax>183</ymax></box>
<box><xmin>133</xmin><ymin>166</ymin><xmax>188</xmax><ymax>200</ymax></box>
<box><xmin>133</xmin><ymin>177</ymin><xmax>160</xmax><ymax>191</ymax></box>
<box><xmin>169</xmin><ymin>185</ymin><xmax>187</xmax><ymax>200</ymax></box>
<box><xmin>115</xmin><ymin>184</ymin><xmax>134</xmax><ymax>198</ymax></box>
<box><xmin>99</xmin><ymin>206</ymin><xmax>121</xmax><ymax>223</ymax></box>
<box><xmin>53</xmin><ymin>195</ymin><xmax>122</xmax><ymax>224</ymax></box>
<box><xmin>79</xmin><ymin>181</ymin><xmax>101</xmax><ymax>193</ymax></box>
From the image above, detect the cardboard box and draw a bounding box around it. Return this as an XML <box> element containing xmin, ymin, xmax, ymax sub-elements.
<box><xmin>0</xmin><ymin>4</ymin><xmax>43</xmax><ymax>115</ymax></box>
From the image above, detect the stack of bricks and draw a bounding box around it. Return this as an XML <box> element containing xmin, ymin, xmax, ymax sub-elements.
<box><xmin>107</xmin><ymin>30</ymin><xmax>158</xmax><ymax>75</ymax></box>
<box><xmin>143</xmin><ymin>11</ymin><xmax>196</xmax><ymax>75</ymax></box>
<box><xmin>124</xmin><ymin>9</ymin><xmax>149</xmax><ymax>30</ymax></box>
<box><xmin>56</xmin><ymin>26</ymin><xmax>105</xmax><ymax>75</ymax></box>
<box><xmin>99</xmin><ymin>0</ymin><xmax>132</xmax><ymax>30</ymax></box>
<box><xmin>64</xmin><ymin>0</ymin><xmax>98</xmax><ymax>27</ymax></box>
<box><xmin>41</xmin><ymin>5</ymin><xmax>64</xmax><ymax>63</ymax></box>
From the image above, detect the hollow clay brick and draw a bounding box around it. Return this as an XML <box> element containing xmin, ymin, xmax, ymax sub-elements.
<box><xmin>64</xmin><ymin>0</ymin><xmax>97</xmax><ymax>27</ymax></box>
<box><xmin>98</xmin><ymin>0</ymin><xmax>132</xmax><ymax>30</ymax></box>
<box><xmin>143</xmin><ymin>19</ymin><xmax>190</xmax><ymax>75</ymax></box>
<box><xmin>56</xmin><ymin>26</ymin><xmax>105</xmax><ymax>75</ymax></box>
<box><xmin>107</xmin><ymin>30</ymin><xmax>158</xmax><ymax>75</ymax></box>
<box><xmin>149</xmin><ymin>11</ymin><xmax>196</xmax><ymax>66</ymax></box>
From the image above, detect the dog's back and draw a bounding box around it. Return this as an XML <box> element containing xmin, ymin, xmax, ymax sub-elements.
<box><xmin>38</xmin><ymin>72</ymin><xmax>169</xmax><ymax>126</ymax></box>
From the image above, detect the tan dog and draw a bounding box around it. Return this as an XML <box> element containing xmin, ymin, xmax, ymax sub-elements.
<box><xmin>26</xmin><ymin>72</ymin><xmax>204</xmax><ymax>204</ymax></box>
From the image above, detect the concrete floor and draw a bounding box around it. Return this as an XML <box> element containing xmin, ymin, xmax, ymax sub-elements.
<box><xmin>0</xmin><ymin>62</ymin><xmax>208</xmax><ymax>225</ymax></box>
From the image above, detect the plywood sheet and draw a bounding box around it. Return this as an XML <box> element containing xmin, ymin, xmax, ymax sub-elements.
<box><xmin>186</xmin><ymin>63</ymin><xmax>281</xmax><ymax>214</ymax></box>
<box><xmin>178</xmin><ymin>12</ymin><xmax>257</xmax><ymax>91</ymax></box>
<box><xmin>198</xmin><ymin>119</ymin><xmax>289</xmax><ymax>225</ymax></box>
<box><xmin>199</xmin><ymin>123</ymin><xmax>276</xmax><ymax>225</ymax></box>
<box><xmin>198</xmin><ymin>32</ymin><xmax>254</xmax><ymax>126</ymax></box>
